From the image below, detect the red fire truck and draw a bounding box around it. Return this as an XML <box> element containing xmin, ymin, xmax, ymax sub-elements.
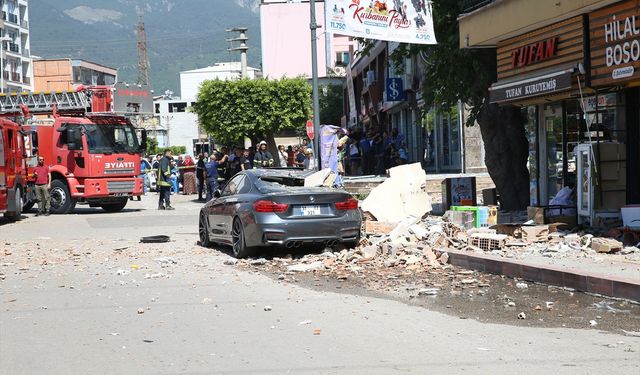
<box><xmin>1</xmin><ymin>90</ymin><xmax>147</xmax><ymax>215</ymax></box>
<box><xmin>0</xmin><ymin>117</ymin><xmax>29</xmax><ymax>220</ymax></box>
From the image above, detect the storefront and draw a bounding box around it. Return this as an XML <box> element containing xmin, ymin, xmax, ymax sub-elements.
<box><xmin>487</xmin><ymin>5</ymin><xmax>638</xmax><ymax>224</ymax></box>
<box><xmin>489</xmin><ymin>16</ymin><xmax>590</xmax><ymax>207</ymax></box>
<box><xmin>588</xmin><ymin>0</ymin><xmax>640</xmax><ymax>208</ymax></box>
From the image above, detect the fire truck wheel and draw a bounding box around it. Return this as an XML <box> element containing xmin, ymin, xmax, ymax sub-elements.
<box><xmin>50</xmin><ymin>179</ymin><xmax>76</xmax><ymax>214</ymax></box>
<box><xmin>5</xmin><ymin>188</ymin><xmax>23</xmax><ymax>221</ymax></box>
<box><xmin>100</xmin><ymin>198</ymin><xmax>128</xmax><ymax>213</ymax></box>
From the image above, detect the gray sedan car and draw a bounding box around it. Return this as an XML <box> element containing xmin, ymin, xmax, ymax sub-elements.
<box><xmin>199</xmin><ymin>169</ymin><xmax>362</xmax><ymax>258</ymax></box>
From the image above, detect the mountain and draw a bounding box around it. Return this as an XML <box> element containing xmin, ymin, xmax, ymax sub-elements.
<box><xmin>29</xmin><ymin>0</ymin><xmax>262</xmax><ymax>94</ymax></box>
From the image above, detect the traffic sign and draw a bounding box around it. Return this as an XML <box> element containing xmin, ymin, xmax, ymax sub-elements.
<box><xmin>306</xmin><ymin>120</ymin><xmax>315</xmax><ymax>140</ymax></box>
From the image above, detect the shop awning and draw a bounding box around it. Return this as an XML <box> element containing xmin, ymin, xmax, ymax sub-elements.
<box><xmin>489</xmin><ymin>68</ymin><xmax>574</xmax><ymax>104</ymax></box>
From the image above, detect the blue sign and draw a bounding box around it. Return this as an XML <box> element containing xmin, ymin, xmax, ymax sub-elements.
<box><xmin>386</xmin><ymin>78</ymin><xmax>406</xmax><ymax>102</ymax></box>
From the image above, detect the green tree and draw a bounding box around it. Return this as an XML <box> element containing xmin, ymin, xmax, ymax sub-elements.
<box><xmin>194</xmin><ymin>78</ymin><xmax>312</xmax><ymax>151</ymax></box>
<box><xmin>146</xmin><ymin>137</ymin><xmax>158</xmax><ymax>156</ymax></box>
<box><xmin>384</xmin><ymin>1</ymin><xmax>529</xmax><ymax>210</ymax></box>
<box><xmin>320</xmin><ymin>84</ymin><xmax>344</xmax><ymax>126</ymax></box>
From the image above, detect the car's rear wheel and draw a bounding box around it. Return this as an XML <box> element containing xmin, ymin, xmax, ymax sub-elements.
<box><xmin>199</xmin><ymin>212</ymin><xmax>212</xmax><ymax>247</ymax></box>
<box><xmin>231</xmin><ymin>217</ymin><xmax>253</xmax><ymax>258</ymax></box>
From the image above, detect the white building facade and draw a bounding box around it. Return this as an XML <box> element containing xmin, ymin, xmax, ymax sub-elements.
<box><xmin>179</xmin><ymin>62</ymin><xmax>259</xmax><ymax>99</ymax></box>
<box><xmin>1</xmin><ymin>0</ymin><xmax>32</xmax><ymax>93</ymax></box>
<box><xmin>152</xmin><ymin>62</ymin><xmax>260</xmax><ymax>155</ymax></box>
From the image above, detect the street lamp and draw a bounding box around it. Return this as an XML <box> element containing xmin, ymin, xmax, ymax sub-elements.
<box><xmin>0</xmin><ymin>36</ymin><xmax>12</xmax><ymax>94</ymax></box>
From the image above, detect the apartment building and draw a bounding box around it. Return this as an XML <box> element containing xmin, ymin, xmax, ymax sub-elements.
<box><xmin>260</xmin><ymin>0</ymin><xmax>357</xmax><ymax>79</ymax></box>
<box><xmin>0</xmin><ymin>0</ymin><xmax>32</xmax><ymax>93</ymax></box>
<box><xmin>32</xmin><ymin>58</ymin><xmax>117</xmax><ymax>92</ymax></box>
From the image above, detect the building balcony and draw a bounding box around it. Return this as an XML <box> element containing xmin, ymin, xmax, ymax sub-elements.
<box><xmin>2</xmin><ymin>12</ymin><xmax>19</xmax><ymax>25</ymax></box>
<box><xmin>22</xmin><ymin>48</ymin><xmax>29</xmax><ymax>58</ymax></box>
<box><xmin>2</xmin><ymin>71</ymin><xmax>24</xmax><ymax>83</ymax></box>
<box><xmin>20</xmin><ymin>20</ymin><xmax>28</xmax><ymax>29</ymax></box>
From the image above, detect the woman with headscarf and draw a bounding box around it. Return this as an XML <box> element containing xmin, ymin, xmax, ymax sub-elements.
<box><xmin>181</xmin><ymin>155</ymin><xmax>197</xmax><ymax>195</ymax></box>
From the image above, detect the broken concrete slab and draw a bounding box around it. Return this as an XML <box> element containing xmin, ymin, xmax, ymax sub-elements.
<box><xmin>361</xmin><ymin>163</ymin><xmax>432</xmax><ymax>224</ymax></box>
<box><xmin>591</xmin><ymin>238</ymin><xmax>623</xmax><ymax>253</ymax></box>
<box><xmin>287</xmin><ymin>262</ymin><xmax>325</xmax><ymax>272</ymax></box>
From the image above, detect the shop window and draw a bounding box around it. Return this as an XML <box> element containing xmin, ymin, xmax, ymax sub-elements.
<box><xmin>543</xmin><ymin>103</ymin><xmax>564</xmax><ymax>204</ymax></box>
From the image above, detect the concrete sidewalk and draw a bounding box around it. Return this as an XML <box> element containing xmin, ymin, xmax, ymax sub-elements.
<box><xmin>434</xmin><ymin>248</ymin><xmax>640</xmax><ymax>301</ymax></box>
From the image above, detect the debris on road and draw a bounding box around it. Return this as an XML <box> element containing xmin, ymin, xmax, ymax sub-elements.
<box><xmin>140</xmin><ymin>235</ymin><xmax>171</xmax><ymax>243</ymax></box>
<box><xmin>622</xmin><ymin>330</ymin><xmax>640</xmax><ymax>337</ymax></box>
<box><xmin>264</xmin><ymin>305</ymin><xmax>272</xmax><ymax>311</ymax></box>
<box><xmin>518</xmin><ymin>312</ymin><xmax>526</xmax><ymax>320</ymax></box>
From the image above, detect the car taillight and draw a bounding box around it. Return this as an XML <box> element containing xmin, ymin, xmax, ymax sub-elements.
<box><xmin>335</xmin><ymin>197</ymin><xmax>359</xmax><ymax>210</ymax></box>
<box><xmin>253</xmin><ymin>200</ymin><xmax>289</xmax><ymax>213</ymax></box>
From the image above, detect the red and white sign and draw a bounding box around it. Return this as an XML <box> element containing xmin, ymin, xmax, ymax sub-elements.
<box><xmin>306</xmin><ymin>120</ymin><xmax>315</xmax><ymax>140</ymax></box>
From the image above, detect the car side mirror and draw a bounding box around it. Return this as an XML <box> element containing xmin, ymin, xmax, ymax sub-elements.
<box><xmin>139</xmin><ymin>129</ymin><xmax>147</xmax><ymax>152</ymax></box>
<box><xmin>213</xmin><ymin>190</ymin><xmax>221</xmax><ymax>198</ymax></box>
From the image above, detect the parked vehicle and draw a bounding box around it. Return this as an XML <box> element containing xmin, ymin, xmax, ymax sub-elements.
<box><xmin>198</xmin><ymin>169</ymin><xmax>361</xmax><ymax>258</ymax></box>
<box><xmin>0</xmin><ymin>118</ymin><xmax>31</xmax><ymax>221</ymax></box>
<box><xmin>141</xmin><ymin>158</ymin><xmax>156</xmax><ymax>192</ymax></box>
<box><xmin>0</xmin><ymin>90</ymin><xmax>148</xmax><ymax>214</ymax></box>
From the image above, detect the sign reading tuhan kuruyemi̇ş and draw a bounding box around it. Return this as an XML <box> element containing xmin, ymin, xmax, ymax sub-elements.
<box><xmin>325</xmin><ymin>0</ymin><xmax>437</xmax><ymax>45</ymax></box>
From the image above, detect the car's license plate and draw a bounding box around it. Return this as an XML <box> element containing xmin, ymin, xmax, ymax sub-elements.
<box><xmin>300</xmin><ymin>205</ymin><xmax>321</xmax><ymax>216</ymax></box>
<box><xmin>113</xmin><ymin>193</ymin><xmax>130</xmax><ymax>197</ymax></box>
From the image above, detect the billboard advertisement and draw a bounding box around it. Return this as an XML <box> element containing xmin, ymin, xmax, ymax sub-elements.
<box><xmin>325</xmin><ymin>0</ymin><xmax>437</xmax><ymax>45</ymax></box>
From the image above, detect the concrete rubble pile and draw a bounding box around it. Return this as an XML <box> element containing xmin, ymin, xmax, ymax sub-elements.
<box><xmin>359</xmin><ymin>213</ymin><xmax>640</xmax><ymax>262</ymax></box>
<box><xmin>240</xmin><ymin>162</ymin><xmax>639</xmax><ymax>276</ymax></box>
<box><xmin>355</xmin><ymin>163</ymin><xmax>639</xmax><ymax>262</ymax></box>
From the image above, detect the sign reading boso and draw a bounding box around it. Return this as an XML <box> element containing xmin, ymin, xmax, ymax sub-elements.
<box><xmin>325</xmin><ymin>0</ymin><xmax>437</xmax><ymax>45</ymax></box>
<box><xmin>590</xmin><ymin>1</ymin><xmax>640</xmax><ymax>86</ymax></box>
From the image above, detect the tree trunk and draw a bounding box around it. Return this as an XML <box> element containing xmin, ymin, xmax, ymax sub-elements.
<box><xmin>477</xmin><ymin>103</ymin><xmax>530</xmax><ymax>210</ymax></box>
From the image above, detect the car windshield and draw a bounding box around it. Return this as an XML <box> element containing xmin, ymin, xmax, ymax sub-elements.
<box><xmin>84</xmin><ymin>124</ymin><xmax>140</xmax><ymax>154</ymax></box>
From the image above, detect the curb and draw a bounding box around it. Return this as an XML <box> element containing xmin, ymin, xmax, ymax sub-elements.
<box><xmin>433</xmin><ymin>248</ymin><xmax>640</xmax><ymax>301</ymax></box>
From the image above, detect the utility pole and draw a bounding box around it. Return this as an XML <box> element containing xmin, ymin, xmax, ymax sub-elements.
<box><xmin>136</xmin><ymin>9</ymin><xmax>150</xmax><ymax>86</ymax></box>
<box><xmin>310</xmin><ymin>0</ymin><xmax>321</xmax><ymax>169</ymax></box>
<box><xmin>226</xmin><ymin>28</ymin><xmax>249</xmax><ymax>79</ymax></box>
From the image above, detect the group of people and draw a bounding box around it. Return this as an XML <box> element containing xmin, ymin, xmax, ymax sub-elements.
<box><xmin>348</xmin><ymin>128</ymin><xmax>407</xmax><ymax>176</ymax></box>
<box><xmin>145</xmin><ymin>129</ymin><xmax>405</xmax><ymax>210</ymax></box>
<box><xmin>146</xmin><ymin>140</ymin><xmax>317</xmax><ymax>210</ymax></box>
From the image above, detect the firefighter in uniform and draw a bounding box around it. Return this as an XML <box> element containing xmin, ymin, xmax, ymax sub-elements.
<box><xmin>157</xmin><ymin>149</ymin><xmax>175</xmax><ymax>210</ymax></box>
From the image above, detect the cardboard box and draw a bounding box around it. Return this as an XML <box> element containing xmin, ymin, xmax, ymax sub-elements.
<box><xmin>527</xmin><ymin>206</ymin><xmax>545</xmax><ymax>225</ymax></box>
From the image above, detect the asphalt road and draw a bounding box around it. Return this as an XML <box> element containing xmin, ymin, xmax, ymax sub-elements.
<box><xmin>1</xmin><ymin>194</ymin><xmax>638</xmax><ymax>374</ymax></box>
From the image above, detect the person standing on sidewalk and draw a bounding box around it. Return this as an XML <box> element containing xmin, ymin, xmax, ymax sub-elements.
<box><xmin>33</xmin><ymin>156</ymin><xmax>51</xmax><ymax>216</ymax></box>
<box><xmin>157</xmin><ymin>149</ymin><xmax>174</xmax><ymax>210</ymax></box>
<box><xmin>196</xmin><ymin>153</ymin><xmax>206</xmax><ymax>201</ymax></box>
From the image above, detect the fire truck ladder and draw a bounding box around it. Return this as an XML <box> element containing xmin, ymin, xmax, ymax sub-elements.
<box><xmin>0</xmin><ymin>91</ymin><xmax>89</xmax><ymax>115</ymax></box>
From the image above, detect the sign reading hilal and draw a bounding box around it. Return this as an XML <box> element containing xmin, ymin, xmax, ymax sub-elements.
<box><xmin>325</xmin><ymin>0</ymin><xmax>437</xmax><ymax>45</ymax></box>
